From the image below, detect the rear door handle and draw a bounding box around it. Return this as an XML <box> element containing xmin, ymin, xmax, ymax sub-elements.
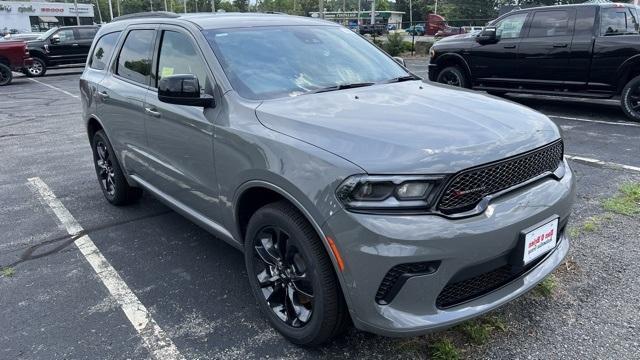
<box><xmin>503</xmin><ymin>44</ymin><xmax>516</xmax><ymax>49</ymax></box>
<box><xmin>553</xmin><ymin>43</ymin><xmax>568</xmax><ymax>48</ymax></box>
<box><xmin>72</xmin><ymin>43</ymin><xmax>79</xmax><ymax>46</ymax></box>
<box><xmin>97</xmin><ymin>91</ymin><xmax>109</xmax><ymax>100</ymax></box>
<box><xmin>145</xmin><ymin>107</ymin><xmax>162</xmax><ymax>118</ymax></box>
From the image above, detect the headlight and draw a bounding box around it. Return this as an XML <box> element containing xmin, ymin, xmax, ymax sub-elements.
<box><xmin>336</xmin><ymin>175</ymin><xmax>445</xmax><ymax>212</ymax></box>
<box><xmin>429</xmin><ymin>47</ymin><xmax>435</xmax><ymax>59</ymax></box>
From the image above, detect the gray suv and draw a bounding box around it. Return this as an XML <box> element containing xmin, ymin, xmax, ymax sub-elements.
<box><xmin>80</xmin><ymin>13</ymin><xmax>575</xmax><ymax>345</ymax></box>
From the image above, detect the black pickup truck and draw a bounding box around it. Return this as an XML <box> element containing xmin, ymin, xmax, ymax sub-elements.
<box><xmin>24</xmin><ymin>25</ymin><xmax>98</xmax><ymax>77</ymax></box>
<box><xmin>428</xmin><ymin>2</ymin><xmax>640</xmax><ymax>121</ymax></box>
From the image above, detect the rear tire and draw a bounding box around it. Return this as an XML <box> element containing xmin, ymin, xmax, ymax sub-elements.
<box><xmin>0</xmin><ymin>63</ymin><xmax>12</xmax><ymax>86</ymax></box>
<box><xmin>25</xmin><ymin>57</ymin><xmax>46</xmax><ymax>77</ymax></box>
<box><xmin>244</xmin><ymin>201</ymin><xmax>349</xmax><ymax>346</ymax></box>
<box><xmin>91</xmin><ymin>130</ymin><xmax>142</xmax><ymax>205</ymax></box>
<box><xmin>621</xmin><ymin>74</ymin><xmax>640</xmax><ymax>122</ymax></box>
<box><xmin>436</xmin><ymin>65</ymin><xmax>470</xmax><ymax>88</ymax></box>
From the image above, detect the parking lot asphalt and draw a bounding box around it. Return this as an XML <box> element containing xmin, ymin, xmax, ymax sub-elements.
<box><xmin>1</xmin><ymin>66</ymin><xmax>639</xmax><ymax>360</ymax></box>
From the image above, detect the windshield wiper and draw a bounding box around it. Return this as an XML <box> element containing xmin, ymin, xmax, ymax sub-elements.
<box><xmin>309</xmin><ymin>82</ymin><xmax>375</xmax><ymax>94</ymax></box>
<box><xmin>385</xmin><ymin>74</ymin><xmax>421</xmax><ymax>83</ymax></box>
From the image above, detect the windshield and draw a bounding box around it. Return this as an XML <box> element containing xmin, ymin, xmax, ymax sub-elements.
<box><xmin>37</xmin><ymin>27</ymin><xmax>58</xmax><ymax>40</ymax></box>
<box><xmin>202</xmin><ymin>26</ymin><xmax>409</xmax><ymax>100</ymax></box>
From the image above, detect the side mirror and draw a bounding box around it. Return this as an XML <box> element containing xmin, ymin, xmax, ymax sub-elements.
<box><xmin>50</xmin><ymin>35</ymin><xmax>60</xmax><ymax>44</ymax></box>
<box><xmin>393</xmin><ymin>57</ymin><xmax>406</xmax><ymax>67</ymax></box>
<box><xmin>158</xmin><ymin>74</ymin><xmax>215</xmax><ymax>108</ymax></box>
<box><xmin>476</xmin><ymin>26</ymin><xmax>498</xmax><ymax>44</ymax></box>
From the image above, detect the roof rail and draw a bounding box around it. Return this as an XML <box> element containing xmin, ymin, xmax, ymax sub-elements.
<box><xmin>112</xmin><ymin>11</ymin><xmax>180</xmax><ymax>22</ymax></box>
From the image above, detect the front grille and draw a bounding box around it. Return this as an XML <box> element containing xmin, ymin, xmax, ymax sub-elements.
<box><xmin>437</xmin><ymin>140</ymin><xmax>564</xmax><ymax>214</ymax></box>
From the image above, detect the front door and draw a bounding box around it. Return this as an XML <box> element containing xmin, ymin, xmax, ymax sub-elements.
<box><xmin>73</xmin><ymin>27</ymin><xmax>99</xmax><ymax>63</ymax></box>
<box><xmin>517</xmin><ymin>8</ymin><xmax>576</xmax><ymax>86</ymax></box>
<box><xmin>469</xmin><ymin>11</ymin><xmax>530</xmax><ymax>87</ymax></box>
<box><xmin>47</xmin><ymin>28</ymin><xmax>79</xmax><ymax>65</ymax></box>
<box><xmin>142</xmin><ymin>27</ymin><xmax>221</xmax><ymax>221</ymax></box>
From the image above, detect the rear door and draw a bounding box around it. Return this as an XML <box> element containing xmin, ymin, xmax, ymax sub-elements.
<box><xmin>517</xmin><ymin>8</ymin><xmax>576</xmax><ymax>85</ymax></box>
<box><xmin>141</xmin><ymin>26</ymin><xmax>221</xmax><ymax>221</ymax></box>
<box><xmin>73</xmin><ymin>27</ymin><xmax>99</xmax><ymax>63</ymax></box>
<box><xmin>98</xmin><ymin>26</ymin><xmax>158</xmax><ymax>176</ymax></box>
<box><xmin>469</xmin><ymin>11</ymin><xmax>529</xmax><ymax>86</ymax></box>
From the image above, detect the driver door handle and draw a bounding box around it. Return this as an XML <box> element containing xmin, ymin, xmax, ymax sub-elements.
<box><xmin>145</xmin><ymin>107</ymin><xmax>162</xmax><ymax>118</ymax></box>
<box><xmin>503</xmin><ymin>44</ymin><xmax>516</xmax><ymax>49</ymax></box>
<box><xmin>553</xmin><ymin>43</ymin><xmax>568</xmax><ymax>48</ymax></box>
<box><xmin>72</xmin><ymin>43</ymin><xmax>79</xmax><ymax>46</ymax></box>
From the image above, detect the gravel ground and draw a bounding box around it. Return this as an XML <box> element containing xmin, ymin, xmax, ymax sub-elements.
<box><xmin>0</xmin><ymin>67</ymin><xmax>639</xmax><ymax>359</ymax></box>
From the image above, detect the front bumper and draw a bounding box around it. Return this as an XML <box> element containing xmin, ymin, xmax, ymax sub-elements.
<box><xmin>427</xmin><ymin>63</ymin><xmax>438</xmax><ymax>81</ymax></box>
<box><xmin>322</xmin><ymin>159</ymin><xmax>575</xmax><ymax>337</ymax></box>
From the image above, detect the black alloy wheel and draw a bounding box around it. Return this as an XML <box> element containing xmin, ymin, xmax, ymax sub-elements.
<box><xmin>621</xmin><ymin>74</ymin><xmax>640</xmax><ymax>122</ymax></box>
<box><xmin>252</xmin><ymin>226</ymin><xmax>314</xmax><ymax>328</ymax></box>
<box><xmin>91</xmin><ymin>130</ymin><xmax>142</xmax><ymax>205</ymax></box>
<box><xmin>95</xmin><ymin>140</ymin><xmax>117</xmax><ymax>198</ymax></box>
<box><xmin>0</xmin><ymin>63</ymin><xmax>12</xmax><ymax>86</ymax></box>
<box><xmin>436</xmin><ymin>65</ymin><xmax>470</xmax><ymax>88</ymax></box>
<box><xmin>244</xmin><ymin>201</ymin><xmax>349</xmax><ymax>345</ymax></box>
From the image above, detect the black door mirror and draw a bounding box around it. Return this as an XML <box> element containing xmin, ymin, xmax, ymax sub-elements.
<box><xmin>393</xmin><ymin>57</ymin><xmax>406</xmax><ymax>67</ymax></box>
<box><xmin>158</xmin><ymin>74</ymin><xmax>215</xmax><ymax>108</ymax></box>
<box><xmin>476</xmin><ymin>26</ymin><xmax>498</xmax><ymax>44</ymax></box>
<box><xmin>50</xmin><ymin>35</ymin><xmax>60</xmax><ymax>44</ymax></box>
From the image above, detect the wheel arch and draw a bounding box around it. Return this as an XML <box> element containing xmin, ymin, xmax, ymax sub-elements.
<box><xmin>434</xmin><ymin>53</ymin><xmax>472</xmax><ymax>83</ymax></box>
<box><xmin>616</xmin><ymin>55</ymin><xmax>640</xmax><ymax>93</ymax></box>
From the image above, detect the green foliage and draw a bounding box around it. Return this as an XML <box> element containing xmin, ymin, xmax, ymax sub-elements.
<box><xmin>429</xmin><ymin>338</ymin><xmax>460</xmax><ymax>360</ymax></box>
<box><xmin>536</xmin><ymin>274</ymin><xmax>557</xmax><ymax>297</ymax></box>
<box><xmin>460</xmin><ymin>320</ymin><xmax>492</xmax><ymax>345</ymax></box>
<box><xmin>603</xmin><ymin>182</ymin><xmax>640</xmax><ymax>216</ymax></box>
<box><xmin>384</xmin><ymin>32</ymin><xmax>405</xmax><ymax>56</ymax></box>
<box><xmin>1</xmin><ymin>267</ymin><xmax>15</xmax><ymax>278</ymax></box>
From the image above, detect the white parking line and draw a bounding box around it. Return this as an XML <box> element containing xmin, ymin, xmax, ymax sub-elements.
<box><xmin>566</xmin><ymin>155</ymin><xmax>640</xmax><ymax>173</ymax></box>
<box><xmin>27</xmin><ymin>177</ymin><xmax>185</xmax><ymax>360</ymax></box>
<box><xmin>27</xmin><ymin>77</ymin><xmax>79</xmax><ymax>99</ymax></box>
<box><xmin>549</xmin><ymin>115</ymin><xmax>640</xmax><ymax>128</ymax></box>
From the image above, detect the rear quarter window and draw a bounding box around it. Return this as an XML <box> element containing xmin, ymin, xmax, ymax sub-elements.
<box><xmin>116</xmin><ymin>29</ymin><xmax>155</xmax><ymax>85</ymax></box>
<box><xmin>89</xmin><ymin>31</ymin><xmax>121</xmax><ymax>71</ymax></box>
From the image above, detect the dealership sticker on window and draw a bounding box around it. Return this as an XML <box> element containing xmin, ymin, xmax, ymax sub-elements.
<box><xmin>523</xmin><ymin>218</ymin><xmax>558</xmax><ymax>264</ymax></box>
<box><xmin>161</xmin><ymin>67</ymin><xmax>174</xmax><ymax>77</ymax></box>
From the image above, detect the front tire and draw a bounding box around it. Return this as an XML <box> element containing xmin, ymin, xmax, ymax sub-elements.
<box><xmin>621</xmin><ymin>74</ymin><xmax>640</xmax><ymax>122</ymax></box>
<box><xmin>91</xmin><ymin>130</ymin><xmax>142</xmax><ymax>205</ymax></box>
<box><xmin>436</xmin><ymin>65</ymin><xmax>470</xmax><ymax>88</ymax></box>
<box><xmin>0</xmin><ymin>63</ymin><xmax>12</xmax><ymax>86</ymax></box>
<box><xmin>25</xmin><ymin>57</ymin><xmax>46</xmax><ymax>77</ymax></box>
<box><xmin>244</xmin><ymin>201</ymin><xmax>348</xmax><ymax>346</ymax></box>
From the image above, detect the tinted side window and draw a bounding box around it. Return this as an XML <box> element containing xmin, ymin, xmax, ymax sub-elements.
<box><xmin>76</xmin><ymin>27</ymin><xmax>98</xmax><ymax>40</ymax></box>
<box><xmin>529</xmin><ymin>10</ymin><xmax>569</xmax><ymax>37</ymax></box>
<box><xmin>156</xmin><ymin>31</ymin><xmax>209</xmax><ymax>92</ymax></box>
<box><xmin>601</xmin><ymin>7</ymin><xmax>640</xmax><ymax>35</ymax></box>
<box><xmin>90</xmin><ymin>32</ymin><xmax>120</xmax><ymax>70</ymax></box>
<box><xmin>55</xmin><ymin>29</ymin><xmax>75</xmax><ymax>42</ymax></box>
<box><xmin>116</xmin><ymin>30</ymin><xmax>155</xmax><ymax>85</ymax></box>
<box><xmin>574</xmin><ymin>6</ymin><xmax>596</xmax><ymax>37</ymax></box>
<box><xmin>496</xmin><ymin>12</ymin><xmax>528</xmax><ymax>39</ymax></box>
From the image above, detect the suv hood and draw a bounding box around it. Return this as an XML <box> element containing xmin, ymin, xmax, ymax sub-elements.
<box><xmin>255</xmin><ymin>81</ymin><xmax>560</xmax><ymax>174</ymax></box>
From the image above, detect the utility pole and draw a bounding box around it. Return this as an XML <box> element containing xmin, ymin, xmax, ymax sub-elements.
<box><xmin>95</xmin><ymin>0</ymin><xmax>103</xmax><ymax>23</ymax></box>
<box><xmin>165</xmin><ymin>0</ymin><xmax>168</xmax><ymax>11</ymax></box>
<box><xmin>319</xmin><ymin>0</ymin><xmax>324</xmax><ymax>19</ymax></box>
<box><xmin>195</xmin><ymin>0</ymin><xmax>198</xmax><ymax>12</ymax></box>
<box><xmin>150</xmin><ymin>0</ymin><xmax>153</xmax><ymax>11</ymax></box>
<box><xmin>116</xmin><ymin>0</ymin><xmax>121</xmax><ymax>16</ymax></box>
<box><xmin>434</xmin><ymin>0</ymin><xmax>438</xmax><ymax>15</ymax></box>
<box><xmin>370</xmin><ymin>0</ymin><xmax>375</xmax><ymax>26</ymax></box>
<box><xmin>108</xmin><ymin>0</ymin><xmax>114</xmax><ymax>21</ymax></box>
<box><xmin>73</xmin><ymin>0</ymin><xmax>80</xmax><ymax>25</ymax></box>
<box><xmin>357</xmin><ymin>0</ymin><xmax>361</xmax><ymax>26</ymax></box>
<box><xmin>183</xmin><ymin>0</ymin><xmax>187</xmax><ymax>13</ymax></box>
<box><xmin>211</xmin><ymin>0</ymin><xmax>215</xmax><ymax>12</ymax></box>
<box><xmin>409</xmin><ymin>0</ymin><xmax>412</xmax><ymax>25</ymax></box>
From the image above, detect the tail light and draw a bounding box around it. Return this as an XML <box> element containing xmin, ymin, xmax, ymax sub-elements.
<box><xmin>24</xmin><ymin>43</ymin><xmax>29</xmax><ymax>56</ymax></box>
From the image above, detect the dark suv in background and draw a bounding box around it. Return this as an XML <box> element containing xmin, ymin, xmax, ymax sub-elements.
<box><xmin>24</xmin><ymin>25</ymin><xmax>99</xmax><ymax>77</ymax></box>
<box><xmin>429</xmin><ymin>3</ymin><xmax>640</xmax><ymax>121</ymax></box>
